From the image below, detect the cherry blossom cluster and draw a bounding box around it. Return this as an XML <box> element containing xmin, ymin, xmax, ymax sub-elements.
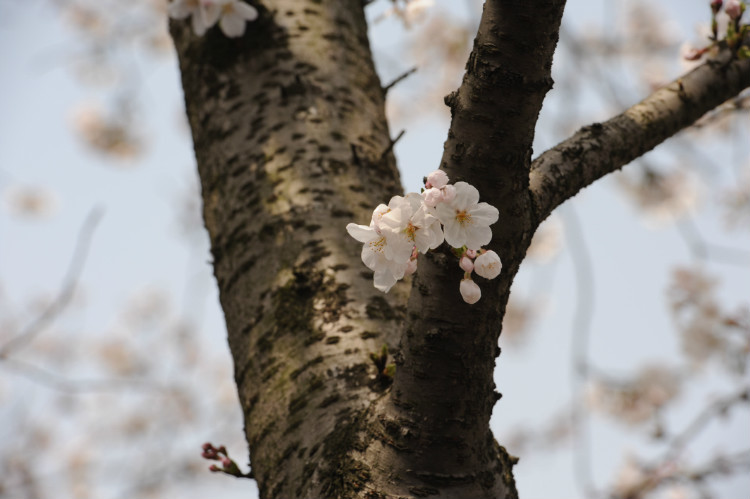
<box><xmin>346</xmin><ymin>170</ymin><xmax>501</xmax><ymax>304</ymax></box>
<box><xmin>168</xmin><ymin>0</ymin><xmax>258</xmax><ymax>38</ymax></box>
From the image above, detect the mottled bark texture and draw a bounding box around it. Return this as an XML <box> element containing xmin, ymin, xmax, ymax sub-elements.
<box><xmin>376</xmin><ymin>1</ymin><xmax>566</xmax><ymax>497</ymax></box>
<box><xmin>171</xmin><ymin>2</ymin><xmax>407</xmax><ymax>497</ymax></box>
<box><xmin>170</xmin><ymin>0</ymin><xmax>750</xmax><ymax>497</ymax></box>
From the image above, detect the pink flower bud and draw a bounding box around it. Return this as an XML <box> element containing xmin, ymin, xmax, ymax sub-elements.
<box><xmin>459</xmin><ymin>279</ymin><xmax>481</xmax><ymax>304</ymax></box>
<box><xmin>209</xmin><ymin>464</ymin><xmax>220</xmax><ymax>472</ymax></box>
<box><xmin>465</xmin><ymin>248</ymin><xmax>477</xmax><ymax>259</ymax></box>
<box><xmin>405</xmin><ymin>258</ymin><xmax>418</xmax><ymax>275</ymax></box>
<box><xmin>459</xmin><ymin>256</ymin><xmax>474</xmax><ymax>273</ymax></box>
<box><xmin>423</xmin><ymin>187</ymin><xmax>443</xmax><ymax>207</ymax></box>
<box><xmin>711</xmin><ymin>0</ymin><xmax>724</xmax><ymax>13</ymax></box>
<box><xmin>474</xmin><ymin>250</ymin><xmax>502</xmax><ymax>279</ymax></box>
<box><xmin>221</xmin><ymin>457</ymin><xmax>232</xmax><ymax>467</ymax></box>
<box><xmin>426</xmin><ymin>170</ymin><xmax>449</xmax><ymax>189</ymax></box>
<box><xmin>202</xmin><ymin>443</ymin><xmax>212</xmax><ymax>451</ymax></box>
<box><xmin>441</xmin><ymin>184</ymin><xmax>456</xmax><ymax>203</ymax></box>
<box><xmin>726</xmin><ymin>0</ymin><xmax>741</xmax><ymax>18</ymax></box>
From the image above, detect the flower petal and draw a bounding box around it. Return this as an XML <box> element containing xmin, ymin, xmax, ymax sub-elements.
<box><xmin>465</xmin><ymin>225</ymin><xmax>492</xmax><ymax>250</ymax></box>
<box><xmin>470</xmin><ymin>202</ymin><xmax>499</xmax><ymax>225</ymax></box>
<box><xmin>201</xmin><ymin>3</ymin><xmax>221</xmax><ymax>26</ymax></box>
<box><xmin>373</xmin><ymin>269</ymin><xmax>398</xmax><ymax>293</ymax></box>
<box><xmin>233</xmin><ymin>1</ymin><xmax>259</xmax><ymax>20</ymax></box>
<box><xmin>191</xmin><ymin>11</ymin><xmax>209</xmax><ymax>35</ymax></box>
<box><xmin>346</xmin><ymin>223</ymin><xmax>376</xmax><ymax>243</ymax></box>
<box><xmin>443</xmin><ymin>217</ymin><xmax>464</xmax><ymax>248</ymax></box>
<box><xmin>452</xmin><ymin>182</ymin><xmax>479</xmax><ymax>211</ymax></box>
<box><xmin>220</xmin><ymin>12</ymin><xmax>247</xmax><ymax>37</ymax></box>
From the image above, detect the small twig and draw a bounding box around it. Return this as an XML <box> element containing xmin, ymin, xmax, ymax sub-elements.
<box><xmin>676</xmin><ymin>216</ymin><xmax>750</xmax><ymax>267</ymax></box>
<box><xmin>382</xmin><ymin>67</ymin><xmax>417</xmax><ymax>95</ymax></box>
<box><xmin>662</xmin><ymin>386</ymin><xmax>750</xmax><ymax>464</ymax></box>
<box><xmin>380</xmin><ymin>129</ymin><xmax>406</xmax><ymax>161</ymax></box>
<box><xmin>562</xmin><ymin>204</ymin><xmax>597</xmax><ymax>499</ymax></box>
<box><xmin>631</xmin><ymin>449</ymin><xmax>750</xmax><ymax>498</ymax></box>
<box><xmin>0</xmin><ymin>207</ymin><xmax>104</xmax><ymax>358</ymax></box>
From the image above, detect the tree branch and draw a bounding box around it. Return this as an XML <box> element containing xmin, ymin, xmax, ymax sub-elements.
<box><xmin>382</xmin><ymin>66</ymin><xmax>417</xmax><ymax>95</ymax></box>
<box><xmin>381</xmin><ymin>1</ymin><xmax>567</xmax><ymax>495</ymax></box>
<box><xmin>0</xmin><ymin>207</ymin><xmax>103</xmax><ymax>358</ymax></box>
<box><xmin>530</xmin><ymin>48</ymin><xmax>750</xmax><ymax>223</ymax></box>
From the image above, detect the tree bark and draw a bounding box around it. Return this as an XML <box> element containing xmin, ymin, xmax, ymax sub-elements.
<box><xmin>170</xmin><ymin>0</ymin><xmax>750</xmax><ymax>497</ymax></box>
<box><xmin>171</xmin><ymin>2</ymin><xmax>409</xmax><ymax>497</ymax></box>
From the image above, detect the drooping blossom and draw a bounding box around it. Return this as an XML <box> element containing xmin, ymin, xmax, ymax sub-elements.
<box><xmin>436</xmin><ymin>182</ymin><xmax>499</xmax><ymax>250</ymax></box>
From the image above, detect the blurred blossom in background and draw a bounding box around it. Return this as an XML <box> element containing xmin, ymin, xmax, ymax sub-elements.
<box><xmin>1</xmin><ymin>1</ymin><xmax>749</xmax><ymax>498</ymax></box>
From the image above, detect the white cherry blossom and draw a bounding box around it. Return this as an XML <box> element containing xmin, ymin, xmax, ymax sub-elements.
<box><xmin>474</xmin><ymin>250</ymin><xmax>502</xmax><ymax>279</ymax></box>
<box><xmin>435</xmin><ymin>181</ymin><xmax>499</xmax><ymax>250</ymax></box>
<box><xmin>168</xmin><ymin>0</ymin><xmax>220</xmax><ymax>36</ymax></box>
<box><xmin>346</xmin><ymin>174</ymin><xmax>499</xmax><ymax>301</ymax></box>
<box><xmin>345</xmin><ymin>223</ymin><xmax>408</xmax><ymax>293</ymax></box>
<box><xmin>213</xmin><ymin>0</ymin><xmax>259</xmax><ymax>38</ymax></box>
<box><xmin>405</xmin><ymin>195</ymin><xmax>444</xmax><ymax>253</ymax></box>
<box><xmin>378</xmin><ymin>196</ymin><xmax>417</xmax><ymax>263</ymax></box>
<box><xmin>168</xmin><ymin>0</ymin><xmax>258</xmax><ymax>38</ymax></box>
<box><xmin>459</xmin><ymin>278</ymin><xmax>481</xmax><ymax>304</ymax></box>
<box><xmin>379</xmin><ymin>194</ymin><xmax>443</xmax><ymax>257</ymax></box>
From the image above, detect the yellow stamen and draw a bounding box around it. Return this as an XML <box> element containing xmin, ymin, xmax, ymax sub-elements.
<box><xmin>456</xmin><ymin>210</ymin><xmax>472</xmax><ymax>226</ymax></box>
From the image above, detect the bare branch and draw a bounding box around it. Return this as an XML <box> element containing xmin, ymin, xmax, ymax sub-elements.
<box><xmin>382</xmin><ymin>66</ymin><xmax>417</xmax><ymax>95</ymax></box>
<box><xmin>676</xmin><ymin>216</ymin><xmax>750</xmax><ymax>267</ymax></box>
<box><xmin>662</xmin><ymin>386</ymin><xmax>750</xmax><ymax>464</ymax></box>
<box><xmin>0</xmin><ymin>207</ymin><xmax>103</xmax><ymax>358</ymax></box>
<box><xmin>379</xmin><ymin>129</ymin><xmax>405</xmax><ymax>160</ymax></box>
<box><xmin>563</xmin><ymin>204</ymin><xmax>597</xmax><ymax>499</ymax></box>
<box><xmin>530</xmin><ymin>49</ymin><xmax>750</xmax><ymax>223</ymax></box>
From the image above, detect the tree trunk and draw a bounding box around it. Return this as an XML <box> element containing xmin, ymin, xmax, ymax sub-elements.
<box><xmin>170</xmin><ymin>0</ymin><xmax>750</xmax><ymax>497</ymax></box>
